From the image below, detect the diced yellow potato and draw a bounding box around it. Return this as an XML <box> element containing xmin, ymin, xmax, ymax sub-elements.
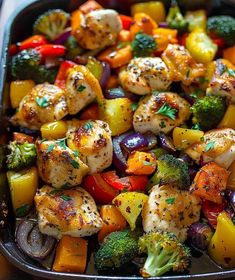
<box><xmin>10</xmin><ymin>80</ymin><xmax>35</xmax><ymax>109</ymax></box>
<box><xmin>41</xmin><ymin>121</ymin><xmax>68</xmax><ymax>139</ymax></box>
<box><xmin>173</xmin><ymin>127</ymin><xmax>204</xmax><ymax>150</ymax></box>
<box><xmin>112</xmin><ymin>192</ymin><xmax>148</xmax><ymax>230</ymax></box>
<box><xmin>99</xmin><ymin>98</ymin><xmax>133</xmax><ymax>136</ymax></box>
<box><xmin>228</xmin><ymin>160</ymin><xmax>235</xmax><ymax>190</ymax></box>
<box><xmin>7</xmin><ymin>167</ymin><xmax>38</xmax><ymax>216</ymax></box>
<box><xmin>218</xmin><ymin>105</ymin><xmax>235</xmax><ymax>129</ymax></box>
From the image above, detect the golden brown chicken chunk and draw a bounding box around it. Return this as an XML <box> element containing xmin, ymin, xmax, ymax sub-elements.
<box><xmin>35</xmin><ymin>185</ymin><xmax>103</xmax><ymax>239</ymax></box>
<box><xmin>65</xmin><ymin>65</ymin><xmax>102</xmax><ymax>115</ymax></box>
<box><xmin>67</xmin><ymin>119</ymin><xmax>113</xmax><ymax>174</ymax></box>
<box><xmin>185</xmin><ymin>128</ymin><xmax>235</xmax><ymax>169</ymax></box>
<box><xmin>142</xmin><ymin>185</ymin><xmax>201</xmax><ymax>241</ymax></box>
<box><xmin>73</xmin><ymin>9</ymin><xmax>122</xmax><ymax>50</ymax></box>
<box><xmin>162</xmin><ymin>44</ymin><xmax>206</xmax><ymax>86</ymax></box>
<box><xmin>36</xmin><ymin>139</ymin><xmax>89</xmax><ymax>188</ymax></box>
<box><xmin>119</xmin><ymin>57</ymin><xmax>171</xmax><ymax>95</ymax></box>
<box><xmin>206</xmin><ymin>59</ymin><xmax>235</xmax><ymax>103</ymax></box>
<box><xmin>11</xmin><ymin>84</ymin><xmax>68</xmax><ymax>130</ymax></box>
<box><xmin>133</xmin><ymin>92</ymin><xmax>190</xmax><ymax>134</ymax></box>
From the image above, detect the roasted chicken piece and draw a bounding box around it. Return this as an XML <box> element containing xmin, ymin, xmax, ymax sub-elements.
<box><xmin>119</xmin><ymin>57</ymin><xmax>171</xmax><ymax>95</ymax></box>
<box><xmin>162</xmin><ymin>44</ymin><xmax>206</xmax><ymax>86</ymax></box>
<box><xmin>11</xmin><ymin>84</ymin><xmax>68</xmax><ymax>130</ymax></box>
<box><xmin>73</xmin><ymin>9</ymin><xmax>122</xmax><ymax>50</ymax></box>
<box><xmin>35</xmin><ymin>185</ymin><xmax>103</xmax><ymax>239</ymax></box>
<box><xmin>185</xmin><ymin>128</ymin><xmax>235</xmax><ymax>169</ymax></box>
<box><xmin>36</xmin><ymin>139</ymin><xmax>89</xmax><ymax>188</ymax></box>
<box><xmin>65</xmin><ymin>65</ymin><xmax>102</xmax><ymax>115</ymax></box>
<box><xmin>67</xmin><ymin>119</ymin><xmax>113</xmax><ymax>173</ymax></box>
<box><xmin>206</xmin><ymin>59</ymin><xmax>235</xmax><ymax>103</ymax></box>
<box><xmin>133</xmin><ymin>92</ymin><xmax>190</xmax><ymax>134</ymax></box>
<box><xmin>142</xmin><ymin>184</ymin><xmax>201</xmax><ymax>241</ymax></box>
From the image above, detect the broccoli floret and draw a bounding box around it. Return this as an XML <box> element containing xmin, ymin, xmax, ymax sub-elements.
<box><xmin>157</xmin><ymin>154</ymin><xmax>190</xmax><ymax>189</ymax></box>
<box><xmin>6</xmin><ymin>141</ymin><xmax>36</xmax><ymax>170</ymax></box>
<box><xmin>207</xmin><ymin>16</ymin><xmax>235</xmax><ymax>46</ymax></box>
<box><xmin>139</xmin><ymin>231</ymin><xmax>191</xmax><ymax>277</ymax></box>
<box><xmin>94</xmin><ymin>229</ymin><xmax>140</xmax><ymax>271</ymax></box>
<box><xmin>11</xmin><ymin>49</ymin><xmax>57</xmax><ymax>84</ymax></box>
<box><xmin>191</xmin><ymin>95</ymin><xmax>226</xmax><ymax>131</ymax></box>
<box><xmin>33</xmin><ymin>9</ymin><xmax>70</xmax><ymax>41</ymax></box>
<box><xmin>65</xmin><ymin>35</ymin><xmax>85</xmax><ymax>59</ymax></box>
<box><xmin>166</xmin><ymin>0</ymin><xmax>188</xmax><ymax>33</ymax></box>
<box><xmin>131</xmin><ymin>32</ymin><xmax>156</xmax><ymax>57</ymax></box>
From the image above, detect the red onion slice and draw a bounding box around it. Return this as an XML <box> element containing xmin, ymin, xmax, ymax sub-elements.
<box><xmin>52</xmin><ymin>27</ymin><xmax>71</xmax><ymax>45</ymax></box>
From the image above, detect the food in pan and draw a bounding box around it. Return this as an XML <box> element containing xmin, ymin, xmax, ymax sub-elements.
<box><xmin>2</xmin><ymin>0</ymin><xmax>235</xmax><ymax>277</ymax></box>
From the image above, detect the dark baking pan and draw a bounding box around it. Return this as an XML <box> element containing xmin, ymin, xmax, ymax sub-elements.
<box><xmin>1</xmin><ymin>0</ymin><xmax>235</xmax><ymax>279</ymax></box>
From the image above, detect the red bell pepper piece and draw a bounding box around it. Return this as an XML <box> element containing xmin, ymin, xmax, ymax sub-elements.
<box><xmin>82</xmin><ymin>173</ymin><xmax>119</xmax><ymax>204</ymax></box>
<box><xmin>178</xmin><ymin>33</ymin><xmax>188</xmax><ymax>46</ymax></box>
<box><xmin>101</xmin><ymin>171</ymin><xmax>147</xmax><ymax>192</ymax></box>
<box><xmin>54</xmin><ymin>60</ymin><xmax>76</xmax><ymax>89</ymax></box>
<box><xmin>80</xmin><ymin>103</ymin><xmax>99</xmax><ymax>120</ymax></box>
<box><xmin>9</xmin><ymin>44</ymin><xmax>18</xmax><ymax>56</ymax></box>
<box><xmin>18</xmin><ymin>35</ymin><xmax>47</xmax><ymax>51</ymax></box>
<box><xmin>35</xmin><ymin>44</ymin><xmax>66</xmax><ymax>59</ymax></box>
<box><xmin>212</xmin><ymin>38</ymin><xmax>225</xmax><ymax>49</ymax></box>
<box><xmin>119</xmin><ymin>15</ymin><xmax>133</xmax><ymax>30</ymax></box>
<box><xmin>202</xmin><ymin>200</ymin><xmax>226</xmax><ymax>229</ymax></box>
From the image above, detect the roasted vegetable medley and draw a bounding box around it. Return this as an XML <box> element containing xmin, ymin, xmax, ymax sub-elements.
<box><xmin>2</xmin><ymin>0</ymin><xmax>235</xmax><ymax>276</ymax></box>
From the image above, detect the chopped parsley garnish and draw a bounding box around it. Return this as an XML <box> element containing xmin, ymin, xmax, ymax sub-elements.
<box><xmin>56</xmin><ymin>138</ymin><xmax>67</xmax><ymax>149</ymax></box>
<box><xmin>15</xmin><ymin>204</ymin><xmax>29</xmax><ymax>217</ymax></box>
<box><xmin>83</xmin><ymin>121</ymin><xmax>93</xmax><ymax>131</ymax></box>
<box><xmin>36</xmin><ymin>96</ymin><xmax>49</xmax><ymax>108</ymax></box>
<box><xmin>205</xmin><ymin>141</ymin><xmax>215</xmax><ymax>152</ymax></box>
<box><xmin>165</xmin><ymin>197</ymin><xmax>175</xmax><ymax>205</ymax></box>
<box><xmin>156</xmin><ymin>103</ymin><xmax>177</xmax><ymax>120</ymax></box>
<box><xmin>228</xmin><ymin>68</ymin><xmax>235</xmax><ymax>77</ymax></box>
<box><xmin>159</xmin><ymin>120</ymin><xmax>166</xmax><ymax>128</ymax></box>
<box><xmin>131</xmin><ymin>32</ymin><xmax>156</xmax><ymax>57</ymax></box>
<box><xmin>191</xmin><ymin>123</ymin><xmax>201</xmax><ymax>130</ymax></box>
<box><xmin>70</xmin><ymin>159</ymin><xmax>80</xmax><ymax>169</ymax></box>
<box><xmin>50</xmin><ymin>189</ymin><xmax>62</xmax><ymax>195</ymax></box>
<box><xmin>60</xmin><ymin>195</ymin><xmax>72</xmax><ymax>201</ymax></box>
<box><xmin>47</xmin><ymin>144</ymin><xmax>55</xmax><ymax>153</ymax></box>
<box><xmin>131</xmin><ymin>102</ymin><xmax>138</xmax><ymax>111</ymax></box>
<box><xmin>77</xmin><ymin>85</ymin><xmax>86</xmax><ymax>92</ymax></box>
<box><xmin>73</xmin><ymin>150</ymin><xmax>79</xmax><ymax>157</ymax></box>
<box><xmin>143</xmin><ymin>160</ymin><xmax>152</xmax><ymax>166</ymax></box>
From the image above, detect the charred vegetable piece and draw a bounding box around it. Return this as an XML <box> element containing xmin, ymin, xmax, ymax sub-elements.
<box><xmin>16</xmin><ymin>220</ymin><xmax>56</xmax><ymax>260</ymax></box>
<box><xmin>131</xmin><ymin>32</ymin><xmax>156</xmax><ymax>57</ymax></box>
<box><xmin>94</xmin><ymin>229</ymin><xmax>140</xmax><ymax>271</ymax></box>
<box><xmin>139</xmin><ymin>231</ymin><xmax>191</xmax><ymax>277</ymax></box>
<box><xmin>33</xmin><ymin>9</ymin><xmax>70</xmax><ymax>41</ymax></box>
<box><xmin>6</xmin><ymin>141</ymin><xmax>36</xmax><ymax>171</ymax></box>
<box><xmin>64</xmin><ymin>35</ymin><xmax>85</xmax><ymax>59</ymax></box>
<box><xmin>207</xmin><ymin>16</ymin><xmax>235</xmax><ymax>46</ymax></box>
<box><xmin>187</xmin><ymin>222</ymin><xmax>213</xmax><ymax>250</ymax></box>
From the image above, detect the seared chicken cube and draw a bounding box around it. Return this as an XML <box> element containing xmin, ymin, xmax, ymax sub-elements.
<box><xmin>206</xmin><ymin>59</ymin><xmax>235</xmax><ymax>103</ymax></box>
<box><xmin>11</xmin><ymin>84</ymin><xmax>68</xmax><ymax>130</ymax></box>
<box><xmin>119</xmin><ymin>57</ymin><xmax>171</xmax><ymax>95</ymax></box>
<box><xmin>36</xmin><ymin>139</ymin><xmax>89</xmax><ymax>188</ymax></box>
<box><xmin>133</xmin><ymin>92</ymin><xmax>190</xmax><ymax>134</ymax></box>
<box><xmin>65</xmin><ymin>65</ymin><xmax>103</xmax><ymax>115</ymax></box>
<box><xmin>67</xmin><ymin>119</ymin><xmax>113</xmax><ymax>173</ymax></box>
<box><xmin>162</xmin><ymin>44</ymin><xmax>206</xmax><ymax>86</ymax></box>
<box><xmin>35</xmin><ymin>185</ymin><xmax>103</xmax><ymax>239</ymax></box>
<box><xmin>142</xmin><ymin>185</ymin><xmax>201</xmax><ymax>241</ymax></box>
<box><xmin>186</xmin><ymin>128</ymin><xmax>235</xmax><ymax>169</ymax></box>
<box><xmin>73</xmin><ymin>9</ymin><xmax>122</xmax><ymax>50</ymax></box>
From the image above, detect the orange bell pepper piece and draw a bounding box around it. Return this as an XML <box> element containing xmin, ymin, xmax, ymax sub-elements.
<box><xmin>126</xmin><ymin>151</ymin><xmax>156</xmax><ymax>175</ymax></box>
<box><xmin>153</xmin><ymin>28</ymin><xmax>178</xmax><ymax>52</ymax></box>
<box><xmin>223</xmin><ymin>45</ymin><xmax>235</xmax><ymax>65</ymax></box>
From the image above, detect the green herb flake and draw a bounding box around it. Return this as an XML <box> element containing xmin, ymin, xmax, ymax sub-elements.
<box><xmin>205</xmin><ymin>141</ymin><xmax>215</xmax><ymax>152</ymax></box>
<box><xmin>192</xmin><ymin>123</ymin><xmax>201</xmax><ymax>130</ymax></box>
<box><xmin>77</xmin><ymin>85</ymin><xmax>86</xmax><ymax>92</ymax></box>
<box><xmin>50</xmin><ymin>189</ymin><xmax>62</xmax><ymax>195</ymax></box>
<box><xmin>143</xmin><ymin>160</ymin><xmax>152</xmax><ymax>166</ymax></box>
<box><xmin>70</xmin><ymin>159</ymin><xmax>80</xmax><ymax>169</ymax></box>
<box><xmin>36</xmin><ymin>96</ymin><xmax>49</xmax><ymax>108</ymax></box>
<box><xmin>73</xmin><ymin>150</ymin><xmax>79</xmax><ymax>157</ymax></box>
<box><xmin>15</xmin><ymin>204</ymin><xmax>29</xmax><ymax>217</ymax></box>
<box><xmin>165</xmin><ymin>197</ymin><xmax>175</xmax><ymax>205</ymax></box>
<box><xmin>83</xmin><ymin>121</ymin><xmax>93</xmax><ymax>131</ymax></box>
<box><xmin>47</xmin><ymin>144</ymin><xmax>55</xmax><ymax>153</ymax></box>
<box><xmin>156</xmin><ymin>103</ymin><xmax>177</xmax><ymax>120</ymax></box>
<box><xmin>131</xmin><ymin>102</ymin><xmax>138</xmax><ymax>111</ymax></box>
<box><xmin>56</xmin><ymin>138</ymin><xmax>67</xmax><ymax>149</ymax></box>
<box><xmin>60</xmin><ymin>195</ymin><xmax>72</xmax><ymax>201</ymax></box>
<box><xmin>228</xmin><ymin>68</ymin><xmax>235</xmax><ymax>77</ymax></box>
<box><xmin>159</xmin><ymin>120</ymin><xmax>166</xmax><ymax>128</ymax></box>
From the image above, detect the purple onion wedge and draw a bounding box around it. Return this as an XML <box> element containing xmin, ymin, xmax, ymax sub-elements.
<box><xmin>187</xmin><ymin>222</ymin><xmax>213</xmax><ymax>250</ymax></box>
<box><xmin>16</xmin><ymin>220</ymin><xmax>56</xmax><ymax>260</ymax></box>
<box><xmin>144</xmin><ymin>132</ymin><xmax>158</xmax><ymax>150</ymax></box>
<box><xmin>158</xmin><ymin>133</ymin><xmax>176</xmax><ymax>153</ymax></box>
<box><xmin>100</xmin><ymin>62</ymin><xmax>111</xmax><ymax>91</ymax></box>
<box><xmin>228</xmin><ymin>191</ymin><xmax>235</xmax><ymax>212</ymax></box>
<box><xmin>52</xmin><ymin>27</ymin><xmax>71</xmax><ymax>45</ymax></box>
<box><xmin>121</xmin><ymin>132</ymin><xmax>148</xmax><ymax>153</ymax></box>
<box><xmin>105</xmin><ymin>87</ymin><xmax>140</xmax><ymax>102</ymax></box>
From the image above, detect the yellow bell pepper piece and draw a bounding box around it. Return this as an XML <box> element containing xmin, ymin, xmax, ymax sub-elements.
<box><xmin>218</xmin><ymin>105</ymin><xmax>235</xmax><ymax>129</ymax></box>
<box><xmin>208</xmin><ymin>212</ymin><xmax>235</xmax><ymax>268</ymax></box>
<box><xmin>185</xmin><ymin>10</ymin><xmax>207</xmax><ymax>32</ymax></box>
<box><xmin>41</xmin><ymin>121</ymin><xmax>68</xmax><ymax>139</ymax></box>
<box><xmin>10</xmin><ymin>80</ymin><xmax>35</xmax><ymax>109</ymax></box>
<box><xmin>186</xmin><ymin>29</ymin><xmax>217</xmax><ymax>64</ymax></box>
<box><xmin>173</xmin><ymin>127</ymin><xmax>204</xmax><ymax>150</ymax></box>
<box><xmin>131</xmin><ymin>1</ymin><xmax>165</xmax><ymax>23</ymax></box>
